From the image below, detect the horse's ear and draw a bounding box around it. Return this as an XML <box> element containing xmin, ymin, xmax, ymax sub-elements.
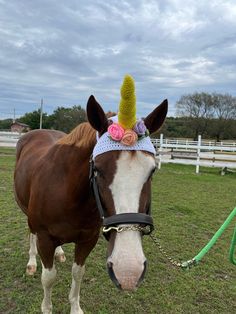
<box><xmin>87</xmin><ymin>95</ymin><xmax>108</xmax><ymax>134</ymax></box>
<box><xmin>144</xmin><ymin>99</ymin><xmax>168</xmax><ymax>134</ymax></box>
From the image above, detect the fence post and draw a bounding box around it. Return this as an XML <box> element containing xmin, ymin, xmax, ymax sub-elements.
<box><xmin>196</xmin><ymin>135</ymin><xmax>201</xmax><ymax>174</ymax></box>
<box><xmin>158</xmin><ymin>133</ymin><xmax>163</xmax><ymax>170</ymax></box>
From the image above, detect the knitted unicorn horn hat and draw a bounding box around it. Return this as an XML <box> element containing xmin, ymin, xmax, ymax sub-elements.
<box><xmin>118</xmin><ymin>74</ymin><xmax>137</xmax><ymax>129</ymax></box>
<box><xmin>92</xmin><ymin>74</ymin><xmax>157</xmax><ymax>158</ymax></box>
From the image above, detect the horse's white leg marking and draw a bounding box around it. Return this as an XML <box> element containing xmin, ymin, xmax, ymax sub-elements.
<box><xmin>54</xmin><ymin>246</ymin><xmax>66</xmax><ymax>263</ymax></box>
<box><xmin>69</xmin><ymin>263</ymin><xmax>85</xmax><ymax>314</ymax></box>
<box><xmin>26</xmin><ymin>233</ymin><xmax>37</xmax><ymax>275</ymax></box>
<box><xmin>41</xmin><ymin>264</ymin><xmax>57</xmax><ymax>314</ymax></box>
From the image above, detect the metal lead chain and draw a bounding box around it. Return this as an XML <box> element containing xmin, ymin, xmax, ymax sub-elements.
<box><xmin>150</xmin><ymin>234</ymin><xmax>184</xmax><ymax>268</ymax></box>
<box><xmin>103</xmin><ymin>225</ymin><xmax>151</xmax><ymax>234</ymax></box>
<box><xmin>150</xmin><ymin>233</ymin><xmax>198</xmax><ymax>270</ymax></box>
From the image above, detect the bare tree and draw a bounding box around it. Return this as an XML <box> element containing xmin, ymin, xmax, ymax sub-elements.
<box><xmin>212</xmin><ymin>93</ymin><xmax>236</xmax><ymax>119</ymax></box>
<box><xmin>176</xmin><ymin>92</ymin><xmax>236</xmax><ymax>140</ymax></box>
<box><xmin>210</xmin><ymin>93</ymin><xmax>236</xmax><ymax>141</ymax></box>
<box><xmin>176</xmin><ymin>92</ymin><xmax>214</xmax><ymax>139</ymax></box>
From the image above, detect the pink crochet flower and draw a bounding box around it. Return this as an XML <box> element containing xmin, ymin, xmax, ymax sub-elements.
<box><xmin>108</xmin><ymin>123</ymin><xmax>125</xmax><ymax>141</ymax></box>
<box><xmin>121</xmin><ymin>129</ymin><xmax>138</xmax><ymax>146</ymax></box>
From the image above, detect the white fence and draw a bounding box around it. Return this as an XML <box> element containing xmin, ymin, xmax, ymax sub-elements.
<box><xmin>0</xmin><ymin>131</ymin><xmax>20</xmax><ymax>147</ymax></box>
<box><xmin>152</xmin><ymin>134</ymin><xmax>236</xmax><ymax>174</ymax></box>
<box><xmin>151</xmin><ymin>137</ymin><xmax>236</xmax><ymax>149</ymax></box>
<box><xmin>1</xmin><ymin>131</ymin><xmax>236</xmax><ymax>173</ymax></box>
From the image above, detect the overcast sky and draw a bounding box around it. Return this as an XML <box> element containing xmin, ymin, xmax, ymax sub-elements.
<box><xmin>0</xmin><ymin>0</ymin><xmax>236</xmax><ymax>119</ymax></box>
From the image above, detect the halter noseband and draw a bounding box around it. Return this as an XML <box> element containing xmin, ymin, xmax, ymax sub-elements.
<box><xmin>89</xmin><ymin>157</ymin><xmax>154</xmax><ymax>240</ymax></box>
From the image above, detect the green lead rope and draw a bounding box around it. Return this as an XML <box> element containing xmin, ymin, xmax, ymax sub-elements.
<box><xmin>181</xmin><ymin>207</ymin><xmax>236</xmax><ymax>269</ymax></box>
<box><xmin>229</xmin><ymin>226</ymin><xmax>236</xmax><ymax>265</ymax></box>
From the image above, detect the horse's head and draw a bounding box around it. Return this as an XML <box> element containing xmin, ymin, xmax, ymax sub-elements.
<box><xmin>87</xmin><ymin>76</ymin><xmax>168</xmax><ymax>291</ymax></box>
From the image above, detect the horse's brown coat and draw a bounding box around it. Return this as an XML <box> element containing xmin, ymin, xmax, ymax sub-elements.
<box><xmin>14</xmin><ymin>95</ymin><xmax>168</xmax><ymax>303</ymax></box>
<box><xmin>14</xmin><ymin>123</ymin><xmax>101</xmax><ymax>267</ymax></box>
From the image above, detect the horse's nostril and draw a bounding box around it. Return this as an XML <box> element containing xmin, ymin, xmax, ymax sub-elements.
<box><xmin>137</xmin><ymin>260</ymin><xmax>147</xmax><ymax>287</ymax></box>
<box><xmin>107</xmin><ymin>260</ymin><xmax>147</xmax><ymax>291</ymax></box>
<box><xmin>107</xmin><ymin>262</ymin><xmax>121</xmax><ymax>290</ymax></box>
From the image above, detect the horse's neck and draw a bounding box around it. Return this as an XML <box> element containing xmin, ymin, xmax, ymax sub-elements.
<box><xmin>55</xmin><ymin>142</ymin><xmax>94</xmax><ymax>166</ymax></box>
<box><xmin>54</xmin><ymin>123</ymin><xmax>96</xmax><ymax>184</ymax></box>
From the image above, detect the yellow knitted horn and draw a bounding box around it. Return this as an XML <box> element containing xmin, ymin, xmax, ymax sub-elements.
<box><xmin>118</xmin><ymin>74</ymin><xmax>137</xmax><ymax>129</ymax></box>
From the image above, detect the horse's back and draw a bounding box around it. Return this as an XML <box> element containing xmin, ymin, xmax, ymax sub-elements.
<box><xmin>14</xmin><ymin>129</ymin><xmax>65</xmax><ymax>214</ymax></box>
<box><xmin>16</xmin><ymin>129</ymin><xmax>65</xmax><ymax>161</ymax></box>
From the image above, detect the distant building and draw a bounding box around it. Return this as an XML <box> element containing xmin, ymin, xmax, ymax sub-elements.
<box><xmin>11</xmin><ymin>121</ymin><xmax>30</xmax><ymax>133</ymax></box>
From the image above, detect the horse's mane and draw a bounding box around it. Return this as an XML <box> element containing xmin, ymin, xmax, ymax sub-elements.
<box><xmin>57</xmin><ymin>122</ymin><xmax>96</xmax><ymax>149</ymax></box>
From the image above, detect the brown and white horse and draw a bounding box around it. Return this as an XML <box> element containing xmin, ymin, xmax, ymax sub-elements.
<box><xmin>14</xmin><ymin>95</ymin><xmax>167</xmax><ymax>314</ymax></box>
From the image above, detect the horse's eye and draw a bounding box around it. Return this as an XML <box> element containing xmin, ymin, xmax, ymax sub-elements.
<box><xmin>93</xmin><ymin>166</ymin><xmax>100</xmax><ymax>176</ymax></box>
<box><xmin>94</xmin><ymin>167</ymin><xmax>104</xmax><ymax>179</ymax></box>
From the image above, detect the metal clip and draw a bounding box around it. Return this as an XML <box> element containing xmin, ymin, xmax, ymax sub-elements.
<box><xmin>103</xmin><ymin>226</ymin><xmax>123</xmax><ymax>233</ymax></box>
<box><xmin>181</xmin><ymin>259</ymin><xmax>197</xmax><ymax>270</ymax></box>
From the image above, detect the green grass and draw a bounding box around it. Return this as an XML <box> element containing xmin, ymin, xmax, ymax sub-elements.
<box><xmin>0</xmin><ymin>148</ymin><xmax>235</xmax><ymax>313</ymax></box>
<box><xmin>0</xmin><ymin>147</ymin><xmax>16</xmax><ymax>155</ymax></box>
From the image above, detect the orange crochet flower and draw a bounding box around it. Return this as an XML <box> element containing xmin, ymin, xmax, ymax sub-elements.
<box><xmin>121</xmin><ymin>129</ymin><xmax>138</xmax><ymax>146</ymax></box>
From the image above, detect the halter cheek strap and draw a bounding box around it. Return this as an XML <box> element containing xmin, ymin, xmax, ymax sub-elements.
<box><xmin>89</xmin><ymin>157</ymin><xmax>105</xmax><ymax>219</ymax></box>
<box><xmin>89</xmin><ymin>157</ymin><xmax>154</xmax><ymax>240</ymax></box>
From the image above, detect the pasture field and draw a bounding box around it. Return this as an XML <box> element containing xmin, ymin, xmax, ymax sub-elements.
<box><xmin>0</xmin><ymin>147</ymin><xmax>235</xmax><ymax>314</ymax></box>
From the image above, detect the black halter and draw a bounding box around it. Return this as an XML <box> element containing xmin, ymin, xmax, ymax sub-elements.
<box><xmin>89</xmin><ymin>156</ymin><xmax>154</xmax><ymax>240</ymax></box>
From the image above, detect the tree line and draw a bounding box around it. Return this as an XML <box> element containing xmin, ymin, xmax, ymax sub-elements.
<box><xmin>174</xmin><ymin>92</ymin><xmax>236</xmax><ymax>141</ymax></box>
<box><xmin>0</xmin><ymin>105</ymin><xmax>87</xmax><ymax>133</ymax></box>
<box><xmin>0</xmin><ymin>92</ymin><xmax>236</xmax><ymax>140</ymax></box>
<box><xmin>153</xmin><ymin>92</ymin><xmax>236</xmax><ymax>140</ymax></box>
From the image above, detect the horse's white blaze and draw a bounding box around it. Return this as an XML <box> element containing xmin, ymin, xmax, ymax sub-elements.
<box><xmin>110</xmin><ymin>151</ymin><xmax>155</xmax><ymax>214</ymax></box>
<box><xmin>108</xmin><ymin>151</ymin><xmax>155</xmax><ymax>289</ymax></box>
<box><xmin>69</xmin><ymin>263</ymin><xmax>85</xmax><ymax>314</ymax></box>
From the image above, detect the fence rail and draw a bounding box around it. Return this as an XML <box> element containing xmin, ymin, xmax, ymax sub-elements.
<box><xmin>0</xmin><ymin>131</ymin><xmax>20</xmax><ymax>147</ymax></box>
<box><xmin>1</xmin><ymin>132</ymin><xmax>236</xmax><ymax>173</ymax></box>
<box><xmin>151</xmin><ymin>134</ymin><xmax>236</xmax><ymax>174</ymax></box>
<box><xmin>151</xmin><ymin>138</ymin><xmax>236</xmax><ymax>148</ymax></box>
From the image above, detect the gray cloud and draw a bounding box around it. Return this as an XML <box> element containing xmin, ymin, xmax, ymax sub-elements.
<box><xmin>0</xmin><ymin>0</ymin><xmax>236</xmax><ymax>119</ymax></box>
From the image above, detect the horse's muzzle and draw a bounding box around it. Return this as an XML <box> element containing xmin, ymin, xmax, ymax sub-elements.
<box><xmin>107</xmin><ymin>260</ymin><xmax>147</xmax><ymax>291</ymax></box>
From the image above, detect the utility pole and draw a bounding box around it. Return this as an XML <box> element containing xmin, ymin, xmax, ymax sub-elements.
<box><xmin>13</xmin><ymin>108</ymin><xmax>15</xmax><ymax>123</ymax></box>
<box><xmin>40</xmin><ymin>98</ymin><xmax>43</xmax><ymax>129</ymax></box>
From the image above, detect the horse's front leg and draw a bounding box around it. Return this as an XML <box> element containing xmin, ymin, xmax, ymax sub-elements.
<box><xmin>41</xmin><ymin>264</ymin><xmax>57</xmax><ymax>314</ymax></box>
<box><xmin>69</xmin><ymin>235</ymin><xmax>99</xmax><ymax>314</ymax></box>
<box><xmin>69</xmin><ymin>262</ymin><xmax>85</xmax><ymax>314</ymax></box>
<box><xmin>37</xmin><ymin>233</ymin><xmax>57</xmax><ymax>314</ymax></box>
